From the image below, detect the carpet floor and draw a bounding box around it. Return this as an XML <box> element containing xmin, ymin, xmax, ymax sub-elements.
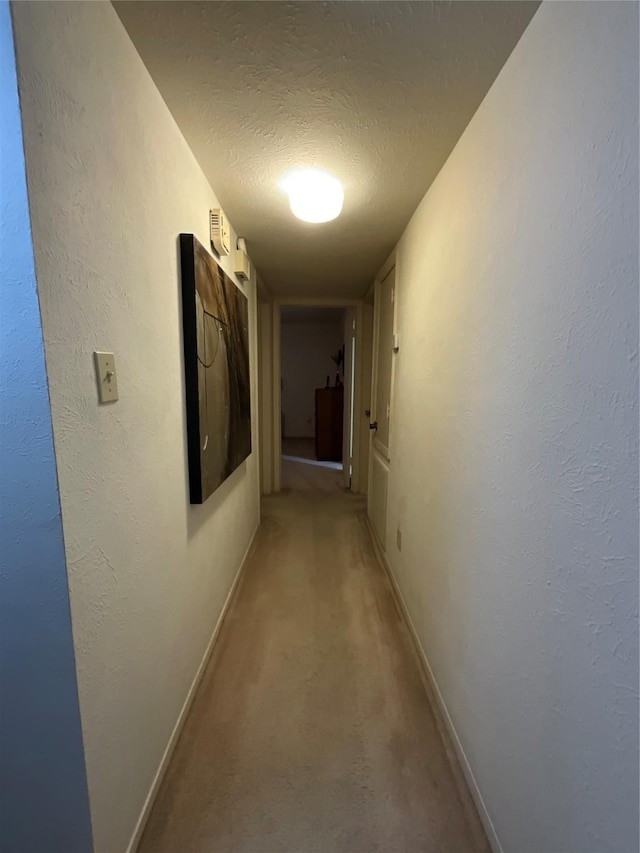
<box><xmin>281</xmin><ymin>437</ymin><xmax>320</xmax><ymax>462</ymax></box>
<box><xmin>280</xmin><ymin>453</ymin><xmax>345</xmax><ymax>493</ymax></box>
<box><xmin>138</xmin><ymin>466</ymin><xmax>489</xmax><ymax>853</ymax></box>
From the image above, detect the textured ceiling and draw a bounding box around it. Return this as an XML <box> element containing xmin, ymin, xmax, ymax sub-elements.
<box><xmin>114</xmin><ymin>1</ymin><xmax>539</xmax><ymax>298</ymax></box>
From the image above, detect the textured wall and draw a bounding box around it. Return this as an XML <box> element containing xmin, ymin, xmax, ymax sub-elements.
<box><xmin>385</xmin><ymin>3</ymin><xmax>638</xmax><ymax>851</ymax></box>
<box><xmin>11</xmin><ymin>3</ymin><xmax>260</xmax><ymax>852</ymax></box>
<box><xmin>0</xmin><ymin>2</ymin><xmax>93</xmax><ymax>849</ymax></box>
<box><xmin>281</xmin><ymin>319</ymin><xmax>344</xmax><ymax>438</ymax></box>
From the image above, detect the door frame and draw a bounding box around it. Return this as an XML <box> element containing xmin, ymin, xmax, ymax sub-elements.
<box><xmin>272</xmin><ymin>297</ymin><xmax>364</xmax><ymax>493</ymax></box>
<box><xmin>370</xmin><ymin>256</ymin><xmax>396</xmax><ymax>463</ymax></box>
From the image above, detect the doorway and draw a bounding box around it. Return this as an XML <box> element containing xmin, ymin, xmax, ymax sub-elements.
<box><xmin>270</xmin><ymin>299</ymin><xmax>366</xmax><ymax>494</ymax></box>
<box><xmin>280</xmin><ymin>305</ymin><xmax>345</xmax><ymax>490</ymax></box>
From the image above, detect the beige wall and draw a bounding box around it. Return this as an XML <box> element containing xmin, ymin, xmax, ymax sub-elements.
<box><xmin>11</xmin><ymin>3</ymin><xmax>260</xmax><ymax>852</ymax></box>
<box><xmin>383</xmin><ymin>2</ymin><xmax>638</xmax><ymax>852</ymax></box>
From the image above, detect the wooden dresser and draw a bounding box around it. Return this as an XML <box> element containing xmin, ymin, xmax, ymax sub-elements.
<box><xmin>315</xmin><ymin>387</ymin><xmax>344</xmax><ymax>462</ymax></box>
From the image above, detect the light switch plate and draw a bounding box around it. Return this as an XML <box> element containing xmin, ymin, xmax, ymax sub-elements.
<box><xmin>94</xmin><ymin>352</ymin><xmax>119</xmax><ymax>403</ymax></box>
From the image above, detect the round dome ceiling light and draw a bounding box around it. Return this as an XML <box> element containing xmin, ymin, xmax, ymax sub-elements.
<box><xmin>281</xmin><ymin>169</ymin><xmax>344</xmax><ymax>224</ymax></box>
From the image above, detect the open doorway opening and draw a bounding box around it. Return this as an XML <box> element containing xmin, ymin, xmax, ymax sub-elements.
<box><xmin>280</xmin><ymin>305</ymin><xmax>354</xmax><ymax>491</ymax></box>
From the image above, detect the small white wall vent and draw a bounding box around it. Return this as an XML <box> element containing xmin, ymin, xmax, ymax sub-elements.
<box><xmin>234</xmin><ymin>247</ymin><xmax>251</xmax><ymax>282</ymax></box>
<box><xmin>210</xmin><ymin>208</ymin><xmax>231</xmax><ymax>256</ymax></box>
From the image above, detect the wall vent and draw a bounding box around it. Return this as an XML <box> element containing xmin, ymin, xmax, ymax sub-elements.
<box><xmin>210</xmin><ymin>208</ymin><xmax>231</xmax><ymax>256</ymax></box>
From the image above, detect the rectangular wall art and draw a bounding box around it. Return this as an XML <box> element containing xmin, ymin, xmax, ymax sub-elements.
<box><xmin>179</xmin><ymin>234</ymin><xmax>251</xmax><ymax>503</ymax></box>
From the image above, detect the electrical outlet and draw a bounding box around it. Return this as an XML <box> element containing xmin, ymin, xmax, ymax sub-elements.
<box><xmin>396</xmin><ymin>527</ymin><xmax>402</xmax><ymax>551</ymax></box>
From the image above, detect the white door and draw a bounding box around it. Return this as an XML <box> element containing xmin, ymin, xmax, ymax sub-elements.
<box><xmin>342</xmin><ymin>308</ymin><xmax>356</xmax><ymax>488</ymax></box>
<box><xmin>368</xmin><ymin>265</ymin><xmax>395</xmax><ymax>547</ymax></box>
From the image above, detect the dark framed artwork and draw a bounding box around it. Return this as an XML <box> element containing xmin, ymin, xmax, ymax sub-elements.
<box><xmin>179</xmin><ymin>234</ymin><xmax>251</xmax><ymax>503</ymax></box>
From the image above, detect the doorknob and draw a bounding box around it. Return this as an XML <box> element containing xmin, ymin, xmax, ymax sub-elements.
<box><xmin>369</xmin><ymin>421</ymin><xmax>378</xmax><ymax>431</ymax></box>
<box><xmin>365</xmin><ymin>409</ymin><xmax>371</xmax><ymax>417</ymax></box>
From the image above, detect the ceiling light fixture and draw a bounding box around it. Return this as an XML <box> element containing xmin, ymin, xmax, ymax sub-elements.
<box><xmin>281</xmin><ymin>169</ymin><xmax>344</xmax><ymax>224</ymax></box>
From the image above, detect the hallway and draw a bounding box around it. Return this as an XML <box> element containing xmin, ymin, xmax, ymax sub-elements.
<box><xmin>4</xmin><ymin>2</ymin><xmax>638</xmax><ymax>851</ymax></box>
<box><xmin>138</xmin><ymin>481</ymin><xmax>489</xmax><ymax>852</ymax></box>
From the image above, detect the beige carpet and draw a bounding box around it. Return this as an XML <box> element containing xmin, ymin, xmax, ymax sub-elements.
<box><xmin>281</xmin><ymin>437</ymin><xmax>319</xmax><ymax>462</ymax></box>
<box><xmin>138</xmin><ymin>468</ymin><xmax>489</xmax><ymax>853</ymax></box>
<box><xmin>280</xmin><ymin>454</ymin><xmax>345</xmax><ymax>493</ymax></box>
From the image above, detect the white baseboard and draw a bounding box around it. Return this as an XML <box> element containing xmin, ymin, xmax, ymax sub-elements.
<box><xmin>125</xmin><ymin>523</ymin><xmax>260</xmax><ymax>853</ymax></box>
<box><xmin>364</xmin><ymin>515</ymin><xmax>503</xmax><ymax>853</ymax></box>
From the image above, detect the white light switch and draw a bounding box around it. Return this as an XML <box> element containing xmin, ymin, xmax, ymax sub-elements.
<box><xmin>94</xmin><ymin>352</ymin><xmax>119</xmax><ymax>403</ymax></box>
